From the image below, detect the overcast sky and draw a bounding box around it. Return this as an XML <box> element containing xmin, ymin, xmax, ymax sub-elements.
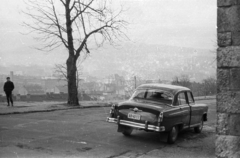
<box><xmin>0</xmin><ymin>0</ymin><xmax>217</xmax><ymax>66</ymax></box>
<box><xmin>119</xmin><ymin>0</ymin><xmax>217</xmax><ymax>48</ymax></box>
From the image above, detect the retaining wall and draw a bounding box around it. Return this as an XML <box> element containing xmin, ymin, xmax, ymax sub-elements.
<box><xmin>217</xmin><ymin>1</ymin><xmax>240</xmax><ymax>157</ymax></box>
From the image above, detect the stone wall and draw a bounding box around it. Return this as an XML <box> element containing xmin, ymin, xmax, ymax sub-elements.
<box><xmin>217</xmin><ymin>0</ymin><xmax>240</xmax><ymax>157</ymax></box>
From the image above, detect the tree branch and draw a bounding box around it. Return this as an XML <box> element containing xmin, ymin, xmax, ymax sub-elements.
<box><xmin>71</xmin><ymin>0</ymin><xmax>95</xmax><ymax>23</ymax></box>
<box><xmin>51</xmin><ymin>0</ymin><xmax>68</xmax><ymax>48</ymax></box>
<box><xmin>59</xmin><ymin>0</ymin><xmax>66</xmax><ymax>6</ymax></box>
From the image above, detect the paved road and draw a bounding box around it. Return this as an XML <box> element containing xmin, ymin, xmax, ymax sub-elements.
<box><xmin>0</xmin><ymin>100</ymin><xmax>216</xmax><ymax>158</ymax></box>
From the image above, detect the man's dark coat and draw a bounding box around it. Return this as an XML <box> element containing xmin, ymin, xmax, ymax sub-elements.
<box><xmin>4</xmin><ymin>81</ymin><xmax>14</xmax><ymax>92</ymax></box>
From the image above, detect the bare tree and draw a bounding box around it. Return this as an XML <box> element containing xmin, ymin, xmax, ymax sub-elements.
<box><xmin>202</xmin><ymin>76</ymin><xmax>216</xmax><ymax>96</ymax></box>
<box><xmin>124</xmin><ymin>76</ymin><xmax>144</xmax><ymax>99</ymax></box>
<box><xmin>172</xmin><ymin>74</ymin><xmax>191</xmax><ymax>88</ymax></box>
<box><xmin>172</xmin><ymin>76</ymin><xmax>180</xmax><ymax>84</ymax></box>
<box><xmin>54</xmin><ymin>64</ymin><xmax>68</xmax><ymax>82</ymax></box>
<box><xmin>54</xmin><ymin>57</ymin><xmax>85</xmax><ymax>91</ymax></box>
<box><xmin>23</xmin><ymin>0</ymin><xmax>128</xmax><ymax>105</ymax></box>
<box><xmin>124</xmin><ymin>80</ymin><xmax>135</xmax><ymax>99</ymax></box>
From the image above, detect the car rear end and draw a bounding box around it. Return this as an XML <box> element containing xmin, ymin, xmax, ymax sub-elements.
<box><xmin>106</xmin><ymin>101</ymin><xmax>166</xmax><ymax>132</ymax></box>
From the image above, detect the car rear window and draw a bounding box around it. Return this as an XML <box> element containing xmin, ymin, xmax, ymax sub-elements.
<box><xmin>131</xmin><ymin>89</ymin><xmax>146</xmax><ymax>99</ymax></box>
<box><xmin>131</xmin><ymin>89</ymin><xmax>173</xmax><ymax>105</ymax></box>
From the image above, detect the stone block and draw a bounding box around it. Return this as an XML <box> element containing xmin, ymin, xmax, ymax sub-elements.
<box><xmin>217</xmin><ymin>46</ymin><xmax>240</xmax><ymax>67</ymax></box>
<box><xmin>216</xmin><ymin>135</ymin><xmax>240</xmax><ymax>158</ymax></box>
<box><xmin>216</xmin><ymin>112</ymin><xmax>240</xmax><ymax>136</ymax></box>
<box><xmin>217</xmin><ymin>69</ymin><xmax>230</xmax><ymax>91</ymax></box>
<box><xmin>216</xmin><ymin>113</ymin><xmax>229</xmax><ymax>135</ymax></box>
<box><xmin>218</xmin><ymin>0</ymin><xmax>238</xmax><ymax>7</ymax></box>
<box><xmin>229</xmin><ymin>114</ymin><xmax>240</xmax><ymax>135</ymax></box>
<box><xmin>232</xmin><ymin>31</ymin><xmax>240</xmax><ymax>46</ymax></box>
<box><xmin>217</xmin><ymin>6</ymin><xmax>240</xmax><ymax>32</ymax></box>
<box><xmin>218</xmin><ymin>32</ymin><xmax>232</xmax><ymax>47</ymax></box>
<box><xmin>217</xmin><ymin>91</ymin><xmax>240</xmax><ymax>113</ymax></box>
<box><xmin>230</xmin><ymin>68</ymin><xmax>240</xmax><ymax>90</ymax></box>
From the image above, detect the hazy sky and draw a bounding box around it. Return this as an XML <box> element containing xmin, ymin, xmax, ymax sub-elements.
<box><xmin>0</xmin><ymin>0</ymin><xmax>217</xmax><ymax>66</ymax></box>
<box><xmin>119</xmin><ymin>0</ymin><xmax>216</xmax><ymax>48</ymax></box>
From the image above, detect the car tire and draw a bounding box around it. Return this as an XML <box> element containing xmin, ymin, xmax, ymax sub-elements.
<box><xmin>194</xmin><ymin>117</ymin><xmax>203</xmax><ymax>133</ymax></box>
<box><xmin>122</xmin><ymin>128</ymin><xmax>133</xmax><ymax>136</ymax></box>
<box><xmin>167</xmin><ymin>126</ymin><xmax>179</xmax><ymax>144</ymax></box>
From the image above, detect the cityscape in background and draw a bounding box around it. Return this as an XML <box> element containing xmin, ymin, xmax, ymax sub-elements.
<box><xmin>0</xmin><ymin>71</ymin><xmax>169</xmax><ymax>101</ymax></box>
<box><xmin>0</xmin><ymin>0</ymin><xmax>216</xmax><ymax>102</ymax></box>
<box><xmin>0</xmin><ymin>47</ymin><xmax>216</xmax><ymax>102</ymax></box>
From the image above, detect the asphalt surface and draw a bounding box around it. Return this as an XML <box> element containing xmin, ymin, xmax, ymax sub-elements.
<box><xmin>0</xmin><ymin>99</ymin><xmax>216</xmax><ymax>158</ymax></box>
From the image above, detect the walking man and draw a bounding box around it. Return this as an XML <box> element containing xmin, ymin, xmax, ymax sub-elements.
<box><xmin>3</xmin><ymin>77</ymin><xmax>14</xmax><ymax>106</ymax></box>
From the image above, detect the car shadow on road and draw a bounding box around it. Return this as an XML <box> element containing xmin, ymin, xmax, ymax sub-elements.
<box><xmin>120</xmin><ymin>128</ymin><xmax>212</xmax><ymax>145</ymax></box>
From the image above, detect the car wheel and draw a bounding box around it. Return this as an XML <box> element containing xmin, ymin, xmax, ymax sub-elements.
<box><xmin>122</xmin><ymin>128</ymin><xmax>133</xmax><ymax>136</ymax></box>
<box><xmin>167</xmin><ymin>126</ymin><xmax>179</xmax><ymax>144</ymax></box>
<box><xmin>194</xmin><ymin>117</ymin><xmax>203</xmax><ymax>133</ymax></box>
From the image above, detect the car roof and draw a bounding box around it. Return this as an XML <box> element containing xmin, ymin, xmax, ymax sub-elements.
<box><xmin>136</xmin><ymin>83</ymin><xmax>190</xmax><ymax>95</ymax></box>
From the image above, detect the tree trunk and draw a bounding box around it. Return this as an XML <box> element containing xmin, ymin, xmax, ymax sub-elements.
<box><xmin>65</xmin><ymin>0</ymin><xmax>79</xmax><ymax>106</ymax></box>
<box><xmin>66</xmin><ymin>55</ymin><xmax>79</xmax><ymax>106</ymax></box>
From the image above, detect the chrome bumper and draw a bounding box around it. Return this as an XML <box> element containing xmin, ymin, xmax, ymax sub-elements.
<box><xmin>106</xmin><ymin>117</ymin><xmax>165</xmax><ymax>132</ymax></box>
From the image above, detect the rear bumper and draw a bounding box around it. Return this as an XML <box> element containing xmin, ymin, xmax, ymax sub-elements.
<box><xmin>106</xmin><ymin>117</ymin><xmax>165</xmax><ymax>132</ymax></box>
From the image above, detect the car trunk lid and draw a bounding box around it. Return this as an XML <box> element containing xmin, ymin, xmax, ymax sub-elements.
<box><xmin>117</xmin><ymin>99</ymin><xmax>171</xmax><ymax>125</ymax></box>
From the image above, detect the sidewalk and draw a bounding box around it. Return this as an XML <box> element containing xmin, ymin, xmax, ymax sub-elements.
<box><xmin>0</xmin><ymin>96</ymin><xmax>216</xmax><ymax>115</ymax></box>
<box><xmin>0</xmin><ymin>101</ymin><xmax>113</xmax><ymax>115</ymax></box>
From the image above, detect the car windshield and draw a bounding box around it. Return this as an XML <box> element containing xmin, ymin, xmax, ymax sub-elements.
<box><xmin>131</xmin><ymin>89</ymin><xmax>173</xmax><ymax>105</ymax></box>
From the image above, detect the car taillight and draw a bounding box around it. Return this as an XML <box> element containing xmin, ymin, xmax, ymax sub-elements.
<box><xmin>157</xmin><ymin>112</ymin><xmax>163</xmax><ymax>126</ymax></box>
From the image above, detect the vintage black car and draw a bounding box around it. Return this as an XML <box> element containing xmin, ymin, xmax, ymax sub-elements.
<box><xmin>106</xmin><ymin>83</ymin><xmax>208</xmax><ymax>144</ymax></box>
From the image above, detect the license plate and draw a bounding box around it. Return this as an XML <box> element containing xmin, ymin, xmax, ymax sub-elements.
<box><xmin>128</xmin><ymin>113</ymin><xmax>141</xmax><ymax>120</ymax></box>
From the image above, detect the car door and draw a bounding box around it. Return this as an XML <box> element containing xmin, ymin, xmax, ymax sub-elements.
<box><xmin>177</xmin><ymin>92</ymin><xmax>191</xmax><ymax>128</ymax></box>
<box><xmin>187</xmin><ymin>91</ymin><xmax>200</xmax><ymax>126</ymax></box>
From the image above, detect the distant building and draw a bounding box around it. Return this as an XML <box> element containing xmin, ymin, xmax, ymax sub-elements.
<box><xmin>24</xmin><ymin>84</ymin><xmax>45</xmax><ymax>95</ymax></box>
<box><xmin>14</xmin><ymin>85</ymin><xmax>28</xmax><ymax>95</ymax></box>
<box><xmin>54</xmin><ymin>86</ymin><xmax>68</xmax><ymax>94</ymax></box>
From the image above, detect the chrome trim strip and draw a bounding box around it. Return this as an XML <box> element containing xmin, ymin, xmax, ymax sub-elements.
<box><xmin>106</xmin><ymin>117</ymin><xmax>165</xmax><ymax>132</ymax></box>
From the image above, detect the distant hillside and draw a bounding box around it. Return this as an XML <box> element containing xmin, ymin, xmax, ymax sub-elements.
<box><xmin>83</xmin><ymin>43</ymin><xmax>216</xmax><ymax>82</ymax></box>
<box><xmin>1</xmin><ymin>42</ymin><xmax>216</xmax><ymax>82</ymax></box>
